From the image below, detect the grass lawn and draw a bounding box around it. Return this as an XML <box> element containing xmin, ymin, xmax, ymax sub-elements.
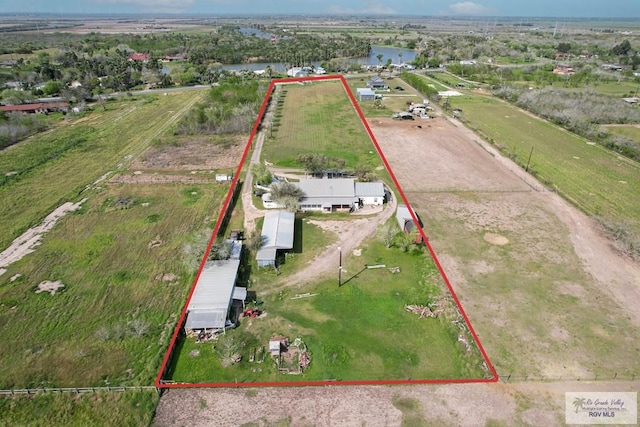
<box><xmin>167</xmin><ymin>232</ymin><xmax>486</xmax><ymax>383</ymax></box>
<box><xmin>450</xmin><ymin>94</ymin><xmax>640</xmax><ymax>234</ymax></box>
<box><xmin>262</xmin><ymin>80</ymin><xmax>384</xmax><ymax>171</ymax></box>
<box><xmin>604</xmin><ymin>124</ymin><xmax>640</xmax><ymax>143</ymax></box>
<box><xmin>0</xmin><ymin>390</ymin><xmax>158</xmax><ymax>426</ymax></box>
<box><xmin>0</xmin><ymin>91</ymin><xmax>204</xmax><ymax>250</ymax></box>
<box><xmin>417</xmin><ymin>74</ymin><xmax>449</xmax><ymax>91</ymax></box>
<box><xmin>0</xmin><ymin>183</ymin><xmax>226</xmax><ymax>389</ymax></box>
<box><xmin>429</xmin><ymin>72</ymin><xmax>475</xmax><ymax>89</ymax></box>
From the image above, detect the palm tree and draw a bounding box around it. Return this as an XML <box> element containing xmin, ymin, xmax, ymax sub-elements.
<box><xmin>572</xmin><ymin>397</ymin><xmax>586</xmax><ymax>414</ymax></box>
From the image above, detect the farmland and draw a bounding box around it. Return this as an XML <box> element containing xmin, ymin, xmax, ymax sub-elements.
<box><xmin>262</xmin><ymin>81</ymin><xmax>383</xmax><ymax>170</ymax></box>
<box><xmin>0</xmin><ymin>87</ymin><xmax>233</xmax><ymax>423</ymax></box>
<box><xmin>448</xmin><ymin>94</ymin><xmax>640</xmax><ymax>235</ymax></box>
<box><xmin>165</xmin><ymin>79</ymin><xmax>489</xmax><ymax>385</ymax></box>
<box><xmin>0</xmin><ymin>92</ymin><xmax>204</xmax><ymax>251</ymax></box>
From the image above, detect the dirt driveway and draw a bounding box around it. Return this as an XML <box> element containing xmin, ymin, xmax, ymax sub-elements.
<box><xmin>153</xmin><ymin>114</ymin><xmax>640</xmax><ymax>427</ymax></box>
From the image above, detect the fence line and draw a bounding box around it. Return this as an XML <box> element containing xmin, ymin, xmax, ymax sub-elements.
<box><xmin>498</xmin><ymin>373</ymin><xmax>638</xmax><ymax>383</ymax></box>
<box><xmin>0</xmin><ymin>386</ymin><xmax>157</xmax><ymax>396</ymax></box>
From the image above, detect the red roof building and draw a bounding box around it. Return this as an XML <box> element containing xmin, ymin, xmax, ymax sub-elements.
<box><xmin>0</xmin><ymin>102</ymin><xmax>69</xmax><ymax>114</ymax></box>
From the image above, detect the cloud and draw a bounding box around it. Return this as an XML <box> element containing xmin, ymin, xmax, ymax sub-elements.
<box><xmin>448</xmin><ymin>1</ymin><xmax>492</xmax><ymax>15</ymax></box>
<box><xmin>91</xmin><ymin>0</ymin><xmax>196</xmax><ymax>13</ymax></box>
<box><xmin>327</xmin><ymin>1</ymin><xmax>396</xmax><ymax>15</ymax></box>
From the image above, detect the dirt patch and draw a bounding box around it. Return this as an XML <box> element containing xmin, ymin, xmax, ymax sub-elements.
<box><xmin>148</xmin><ymin>235</ymin><xmax>164</xmax><ymax>249</ymax></box>
<box><xmin>484</xmin><ymin>232</ymin><xmax>509</xmax><ymax>245</ymax></box>
<box><xmin>0</xmin><ymin>199</ymin><xmax>86</xmax><ymax>277</ymax></box>
<box><xmin>155</xmin><ymin>273</ymin><xmax>177</xmax><ymax>282</ymax></box>
<box><xmin>35</xmin><ymin>280</ymin><xmax>65</xmax><ymax>295</ymax></box>
<box><xmin>131</xmin><ymin>138</ymin><xmax>244</xmax><ymax>171</ymax></box>
<box><xmin>152</xmin><ymin>380</ymin><xmax>640</xmax><ymax>426</ymax></box>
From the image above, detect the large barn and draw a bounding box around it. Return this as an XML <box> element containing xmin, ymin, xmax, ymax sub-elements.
<box><xmin>184</xmin><ymin>240</ymin><xmax>246</xmax><ymax>332</ymax></box>
<box><xmin>256</xmin><ymin>210</ymin><xmax>295</xmax><ymax>268</ymax></box>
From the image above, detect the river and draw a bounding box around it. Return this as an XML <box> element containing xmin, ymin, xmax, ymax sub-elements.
<box><xmin>221</xmin><ymin>46</ymin><xmax>418</xmax><ymax>72</ymax></box>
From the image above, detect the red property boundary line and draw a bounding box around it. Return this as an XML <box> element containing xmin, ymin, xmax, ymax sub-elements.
<box><xmin>155</xmin><ymin>75</ymin><xmax>498</xmax><ymax>389</ymax></box>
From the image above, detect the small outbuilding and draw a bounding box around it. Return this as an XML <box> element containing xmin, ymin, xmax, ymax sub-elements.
<box><xmin>256</xmin><ymin>210</ymin><xmax>295</xmax><ymax>267</ymax></box>
<box><xmin>396</xmin><ymin>204</ymin><xmax>424</xmax><ymax>243</ymax></box>
<box><xmin>355</xmin><ymin>182</ymin><xmax>385</xmax><ymax>206</ymax></box>
<box><xmin>356</xmin><ymin>87</ymin><xmax>376</xmax><ymax>102</ymax></box>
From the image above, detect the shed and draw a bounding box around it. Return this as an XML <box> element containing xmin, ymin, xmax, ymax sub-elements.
<box><xmin>256</xmin><ymin>210</ymin><xmax>295</xmax><ymax>267</ymax></box>
<box><xmin>184</xmin><ymin>240</ymin><xmax>246</xmax><ymax>331</ymax></box>
<box><xmin>355</xmin><ymin>182</ymin><xmax>385</xmax><ymax>206</ymax></box>
<box><xmin>356</xmin><ymin>87</ymin><xmax>376</xmax><ymax>102</ymax></box>
<box><xmin>396</xmin><ymin>204</ymin><xmax>423</xmax><ymax>233</ymax></box>
<box><xmin>297</xmin><ymin>178</ymin><xmax>357</xmax><ymax>212</ymax></box>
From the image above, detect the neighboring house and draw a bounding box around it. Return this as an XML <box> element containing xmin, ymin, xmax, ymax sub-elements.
<box><xmin>355</xmin><ymin>182</ymin><xmax>385</xmax><ymax>206</ymax></box>
<box><xmin>367</xmin><ymin>76</ymin><xmax>388</xmax><ymax>90</ymax></box>
<box><xmin>256</xmin><ymin>210</ymin><xmax>295</xmax><ymax>268</ymax></box>
<box><xmin>0</xmin><ymin>102</ymin><xmax>69</xmax><ymax>114</ymax></box>
<box><xmin>287</xmin><ymin>67</ymin><xmax>308</xmax><ymax>78</ymax></box>
<box><xmin>622</xmin><ymin>97</ymin><xmax>639</xmax><ymax>105</ymax></box>
<box><xmin>128</xmin><ymin>53</ymin><xmax>150</xmax><ymax>62</ymax></box>
<box><xmin>459</xmin><ymin>60</ymin><xmax>477</xmax><ymax>65</ymax></box>
<box><xmin>356</xmin><ymin>87</ymin><xmax>376</xmax><ymax>102</ymax></box>
<box><xmin>69</xmin><ymin>80</ymin><xmax>83</xmax><ymax>88</ymax></box>
<box><xmin>184</xmin><ymin>240</ymin><xmax>246</xmax><ymax>332</ymax></box>
<box><xmin>396</xmin><ymin>204</ymin><xmax>424</xmax><ymax>242</ymax></box>
<box><xmin>297</xmin><ymin>178</ymin><xmax>358</xmax><ymax>212</ymax></box>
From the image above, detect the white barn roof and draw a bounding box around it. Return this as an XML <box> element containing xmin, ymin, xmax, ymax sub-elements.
<box><xmin>355</xmin><ymin>182</ymin><xmax>384</xmax><ymax>198</ymax></box>
<box><xmin>261</xmin><ymin>210</ymin><xmax>295</xmax><ymax>249</ymax></box>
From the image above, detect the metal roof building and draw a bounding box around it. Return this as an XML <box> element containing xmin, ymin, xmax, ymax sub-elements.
<box><xmin>184</xmin><ymin>240</ymin><xmax>246</xmax><ymax>331</ymax></box>
<box><xmin>355</xmin><ymin>182</ymin><xmax>385</xmax><ymax>205</ymax></box>
<box><xmin>297</xmin><ymin>178</ymin><xmax>357</xmax><ymax>212</ymax></box>
<box><xmin>256</xmin><ymin>210</ymin><xmax>295</xmax><ymax>267</ymax></box>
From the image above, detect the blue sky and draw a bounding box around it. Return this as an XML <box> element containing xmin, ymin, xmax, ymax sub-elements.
<box><xmin>1</xmin><ymin>0</ymin><xmax>639</xmax><ymax>18</ymax></box>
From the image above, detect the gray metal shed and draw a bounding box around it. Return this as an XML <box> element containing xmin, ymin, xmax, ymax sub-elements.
<box><xmin>184</xmin><ymin>243</ymin><xmax>246</xmax><ymax>331</ymax></box>
<box><xmin>256</xmin><ymin>210</ymin><xmax>295</xmax><ymax>267</ymax></box>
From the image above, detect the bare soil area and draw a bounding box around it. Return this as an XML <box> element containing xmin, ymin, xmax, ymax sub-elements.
<box><xmin>153</xmin><ymin>114</ymin><xmax>640</xmax><ymax>426</ymax></box>
<box><xmin>131</xmin><ymin>138</ymin><xmax>245</xmax><ymax>172</ymax></box>
<box><xmin>153</xmin><ymin>380</ymin><xmax>640</xmax><ymax>426</ymax></box>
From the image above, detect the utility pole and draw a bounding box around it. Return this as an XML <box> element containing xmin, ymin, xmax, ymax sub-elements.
<box><xmin>338</xmin><ymin>246</ymin><xmax>342</xmax><ymax>287</ymax></box>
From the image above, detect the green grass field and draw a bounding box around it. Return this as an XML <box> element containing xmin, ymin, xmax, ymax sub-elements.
<box><xmin>451</xmin><ymin>95</ymin><xmax>640</xmax><ymax>234</ymax></box>
<box><xmin>0</xmin><ymin>390</ymin><xmax>158</xmax><ymax>426</ymax></box>
<box><xmin>0</xmin><ymin>182</ymin><xmax>226</xmax><ymax>389</ymax></box>
<box><xmin>429</xmin><ymin>72</ymin><xmax>474</xmax><ymax>89</ymax></box>
<box><xmin>168</xmin><ymin>228</ymin><xmax>485</xmax><ymax>383</ymax></box>
<box><xmin>167</xmin><ymin>80</ymin><xmax>487</xmax><ymax>384</ymax></box>
<box><xmin>0</xmin><ymin>92</ymin><xmax>204</xmax><ymax>250</ymax></box>
<box><xmin>604</xmin><ymin>124</ymin><xmax>640</xmax><ymax>143</ymax></box>
<box><xmin>262</xmin><ymin>81</ymin><xmax>384</xmax><ymax>171</ymax></box>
